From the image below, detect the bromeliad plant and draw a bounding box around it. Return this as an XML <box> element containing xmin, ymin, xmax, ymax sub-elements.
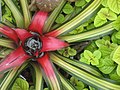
<box><xmin>0</xmin><ymin>11</ymin><xmax>69</xmax><ymax>90</ymax></box>
<box><xmin>1</xmin><ymin>0</ymin><xmax>120</xmax><ymax>90</ymax></box>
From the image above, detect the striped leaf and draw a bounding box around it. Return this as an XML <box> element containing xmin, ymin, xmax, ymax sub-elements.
<box><xmin>30</xmin><ymin>63</ymin><xmax>43</xmax><ymax>90</ymax></box>
<box><xmin>53</xmin><ymin>53</ymin><xmax>102</xmax><ymax>77</ymax></box>
<box><xmin>4</xmin><ymin>0</ymin><xmax>24</xmax><ymax>28</ymax></box>
<box><xmin>59</xmin><ymin>23</ymin><xmax>114</xmax><ymax>43</ymax></box>
<box><xmin>37</xmin><ymin>53</ymin><xmax>62</xmax><ymax>90</ymax></box>
<box><xmin>51</xmin><ymin>53</ymin><xmax>120</xmax><ymax>90</ymax></box>
<box><xmin>47</xmin><ymin>0</ymin><xmax>101</xmax><ymax>37</ymax></box>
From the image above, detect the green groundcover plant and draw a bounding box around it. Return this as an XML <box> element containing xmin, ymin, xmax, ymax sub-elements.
<box><xmin>1</xmin><ymin>0</ymin><xmax>120</xmax><ymax>90</ymax></box>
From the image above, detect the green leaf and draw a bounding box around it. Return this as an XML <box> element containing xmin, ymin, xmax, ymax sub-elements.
<box><xmin>0</xmin><ymin>38</ymin><xmax>16</xmax><ymax>49</ymax></box>
<box><xmin>82</xmin><ymin>50</ymin><xmax>99</xmax><ymax>65</ymax></box>
<box><xmin>1</xmin><ymin>0</ymin><xmax>5</xmax><ymax>6</ymax></box>
<box><xmin>43</xmin><ymin>0</ymin><xmax>66</xmax><ymax>32</ymax></box>
<box><xmin>69</xmin><ymin>30</ymin><xmax>78</xmax><ymax>35</ymax></box>
<box><xmin>63</xmin><ymin>3</ymin><xmax>74</xmax><ymax>14</ymax></box>
<box><xmin>55</xmin><ymin>14</ymin><xmax>65</xmax><ymax>24</ymax></box>
<box><xmin>113</xmin><ymin>16</ymin><xmax>120</xmax><ymax>31</ymax></box>
<box><xmin>29</xmin><ymin>86</ymin><xmax>35</xmax><ymax>90</ymax></box>
<box><xmin>102</xmin><ymin>36</ymin><xmax>110</xmax><ymax>41</ymax></box>
<box><xmin>70</xmin><ymin>76</ymin><xmax>78</xmax><ymax>84</ymax></box>
<box><xmin>112</xmin><ymin>46</ymin><xmax>120</xmax><ymax>64</ymax></box>
<box><xmin>69</xmin><ymin>26</ymin><xmax>84</xmax><ymax>34</ymax></box>
<box><xmin>110</xmin><ymin>43</ymin><xmax>118</xmax><ymax>50</ymax></box>
<box><xmin>102</xmin><ymin>0</ymin><xmax>108</xmax><ymax>7</ymax></box>
<box><xmin>60</xmin><ymin>23</ymin><xmax>114</xmax><ymax>43</ymax></box>
<box><xmin>115</xmin><ymin>31</ymin><xmax>120</xmax><ymax>39</ymax></box>
<box><xmin>0</xmin><ymin>63</ymin><xmax>28</xmax><ymax>90</ymax></box>
<box><xmin>85</xmin><ymin>0</ymin><xmax>90</xmax><ymax>3</ymax></box>
<box><xmin>59</xmin><ymin>74</ymin><xmax>76</xmax><ymax>90</ymax></box>
<box><xmin>12</xmin><ymin>78</ymin><xmax>29</xmax><ymax>90</ymax></box>
<box><xmin>80</xmin><ymin>57</ymin><xmax>90</xmax><ymax>65</ymax></box>
<box><xmin>109</xmin><ymin>70</ymin><xmax>120</xmax><ymax>82</ymax></box>
<box><xmin>89</xmin><ymin>86</ymin><xmax>95</xmax><ymax>90</ymax></box>
<box><xmin>95</xmin><ymin>39</ymin><xmax>105</xmax><ymax>48</ymax></box>
<box><xmin>98</xmin><ymin>56</ymin><xmax>116</xmax><ymax>74</ymax></box>
<box><xmin>91</xmin><ymin>58</ymin><xmax>99</xmax><ymax>66</ymax></box>
<box><xmin>54</xmin><ymin>53</ymin><xmax>103</xmax><ymax>77</ymax></box>
<box><xmin>0</xmin><ymin>48</ymin><xmax>12</xmax><ymax>58</ymax></box>
<box><xmin>58</xmin><ymin>47</ymin><xmax>77</xmax><ymax>57</ymax></box>
<box><xmin>97</xmin><ymin>8</ymin><xmax>108</xmax><ymax>20</ymax></box>
<box><xmin>99</xmin><ymin>65</ymin><xmax>115</xmax><ymax>74</ymax></box>
<box><xmin>96</xmin><ymin>40</ymin><xmax>117</xmax><ymax>57</ymax></box>
<box><xmin>51</xmin><ymin>54</ymin><xmax>120</xmax><ymax>90</ymax></box>
<box><xmin>83</xmin><ymin>88</ymin><xmax>89</xmax><ymax>90</ymax></box>
<box><xmin>44</xmin><ymin>88</ymin><xmax>48</xmax><ymax>90</ymax></box>
<box><xmin>68</xmin><ymin>47</ymin><xmax>77</xmax><ymax>56</ymax></box>
<box><xmin>86</xmin><ymin>24</ymin><xmax>95</xmax><ymax>30</ymax></box>
<box><xmin>111</xmin><ymin>32</ymin><xmax>120</xmax><ymax>44</ymax></box>
<box><xmin>111</xmin><ymin>32</ymin><xmax>118</xmax><ymax>43</ymax></box>
<box><xmin>99</xmin><ymin>46</ymin><xmax>112</xmax><ymax>57</ymax></box>
<box><xmin>55</xmin><ymin>0</ymin><xmax>102</xmax><ymax>36</ymax></box>
<box><xmin>93</xmin><ymin>50</ymin><xmax>101</xmax><ymax>59</ymax></box>
<box><xmin>82</xmin><ymin>22</ymin><xmax>89</xmax><ymax>27</ymax></box>
<box><xmin>107</xmin><ymin>0</ymin><xmax>120</xmax><ymax>14</ymax></box>
<box><xmin>20</xmin><ymin>0</ymin><xmax>31</xmax><ymax>28</ymax></box>
<box><xmin>85</xmin><ymin>42</ymin><xmax>97</xmax><ymax>52</ymax></box>
<box><xmin>106</xmin><ymin>10</ymin><xmax>117</xmax><ymax>20</ymax></box>
<box><xmin>76</xmin><ymin>81</ymin><xmax>85</xmax><ymax>90</ymax></box>
<box><xmin>63</xmin><ymin>51</ymin><xmax>69</xmax><ymax>57</ymax></box>
<box><xmin>105</xmin><ymin>40</ymin><xmax>111</xmax><ymax>46</ymax></box>
<box><xmin>116</xmin><ymin>65</ymin><xmax>120</xmax><ymax>77</ymax></box>
<box><xmin>4</xmin><ymin>0</ymin><xmax>24</xmax><ymax>28</ymax></box>
<box><xmin>94</xmin><ymin>15</ymin><xmax>107</xmax><ymax>27</ymax></box>
<box><xmin>75</xmin><ymin>0</ymin><xmax>86</xmax><ymax>7</ymax></box>
<box><xmin>2</xmin><ymin>6</ymin><xmax>14</xmax><ymax>23</ymax></box>
<box><xmin>30</xmin><ymin>63</ymin><xmax>43</xmax><ymax>90</ymax></box>
<box><xmin>84</xmin><ymin>50</ymin><xmax>93</xmax><ymax>60</ymax></box>
<box><xmin>98</xmin><ymin>8</ymin><xmax>117</xmax><ymax>20</ymax></box>
<box><xmin>77</xmin><ymin>81</ymin><xmax>84</xmax><ymax>87</ymax></box>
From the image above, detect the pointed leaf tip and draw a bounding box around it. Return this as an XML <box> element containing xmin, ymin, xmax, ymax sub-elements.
<box><xmin>37</xmin><ymin>53</ymin><xmax>61</xmax><ymax>90</ymax></box>
<box><xmin>0</xmin><ymin>46</ymin><xmax>30</xmax><ymax>73</ymax></box>
<box><xmin>41</xmin><ymin>36</ymin><xmax>69</xmax><ymax>52</ymax></box>
<box><xmin>0</xmin><ymin>26</ymin><xmax>19</xmax><ymax>44</ymax></box>
<box><xmin>28</xmin><ymin>11</ymin><xmax>48</xmax><ymax>35</ymax></box>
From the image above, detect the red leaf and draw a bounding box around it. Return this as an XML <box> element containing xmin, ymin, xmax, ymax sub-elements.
<box><xmin>37</xmin><ymin>53</ymin><xmax>60</xmax><ymax>89</ymax></box>
<box><xmin>15</xmin><ymin>29</ymin><xmax>33</xmax><ymax>44</ymax></box>
<box><xmin>41</xmin><ymin>36</ymin><xmax>69</xmax><ymax>52</ymax></box>
<box><xmin>28</xmin><ymin>11</ymin><xmax>48</xmax><ymax>35</ymax></box>
<box><xmin>0</xmin><ymin>26</ymin><xmax>19</xmax><ymax>44</ymax></box>
<box><xmin>0</xmin><ymin>46</ymin><xmax>30</xmax><ymax>73</ymax></box>
<box><xmin>45</xmin><ymin>29</ymin><xmax>61</xmax><ymax>37</ymax></box>
<box><xmin>37</xmin><ymin>53</ymin><xmax>54</xmax><ymax>77</ymax></box>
